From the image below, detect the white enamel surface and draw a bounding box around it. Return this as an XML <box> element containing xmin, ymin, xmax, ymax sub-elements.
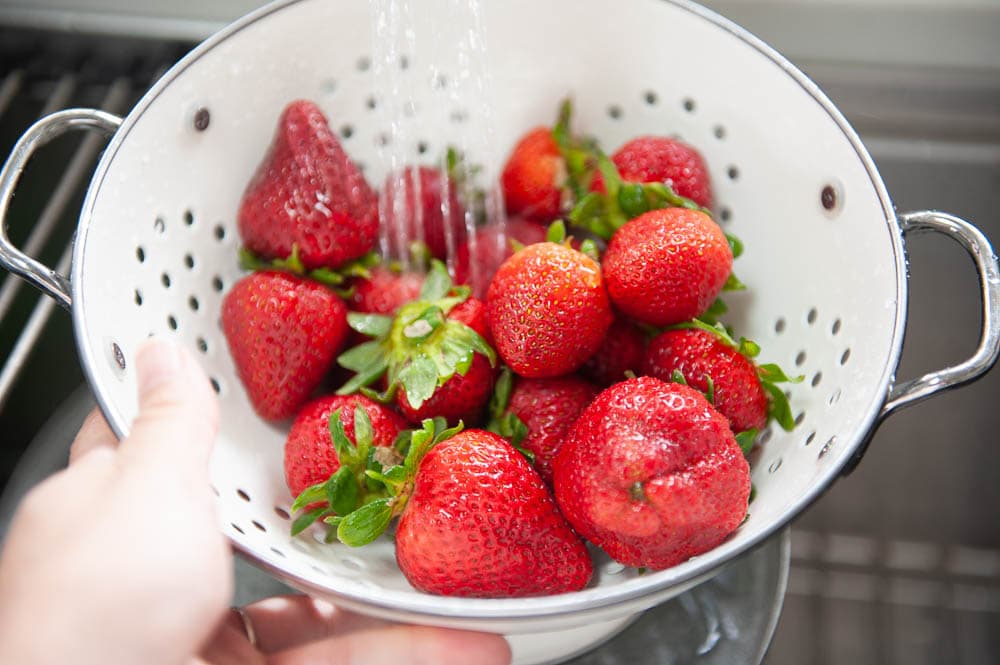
<box><xmin>71</xmin><ymin>0</ymin><xmax>901</xmax><ymax>635</ymax></box>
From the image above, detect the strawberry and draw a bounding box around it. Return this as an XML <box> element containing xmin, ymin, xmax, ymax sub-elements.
<box><xmin>337</xmin><ymin>261</ymin><xmax>496</xmax><ymax>426</ymax></box>
<box><xmin>238</xmin><ymin>100</ymin><xmax>378</xmax><ymax>271</ymax></box>
<box><xmin>395</xmin><ymin>297</ymin><xmax>495</xmax><ymax>425</ymax></box>
<box><xmin>381</xmin><ymin>166</ymin><xmax>467</xmax><ymax>261</ymax></box>
<box><xmin>396</xmin><ymin>428</ymin><xmax>592</xmax><ymax>596</ymax></box>
<box><xmin>643</xmin><ymin>322</ymin><xmax>802</xmax><ymax>442</ymax></box>
<box><xmin>349</xmin><ymin>266</ymin><xmax>424</xmax><ymax>315</ymax></box>
<box><xmin>488</xmin><ymin>370</ymin><xmax>598</xmax><ymax>485</ymax></box>
<box><xmin>452</xmin><ymin>216</ymin><xmax>547</xmax><ymax>292</ymax></box>
<box><xmin>284</xmin><ymin>394</ymin><xmax>408</xmax><ymax>501</ymax></box>
<box><xmin>222</xmin><ymin>270</ymin><xmax>349</xmax><ymax>420</ymax></box>
<box><xmin>310</xmin><ymin>421</ymin><xmax>593</xmax><ymax>597</ymax></box>
<box><xmin>602</xmin><ymin>208</ymin><xmax>732</xmax><ymax>326</ymax></box>
<box><xmin>553</xmin><ymin>377</ymin><xmax>750</xmax><ymax>570</ymax></box>
<box><xmin>594</xmin><ymin>136</ymin><xmax>713</xmax><ymax>209</ymax></box>
<box><xmin>500</xmin><ymin>127</ymin><xmax>566</xmax><ymax>223</ymax></box>
<box><xmin>487</xmin><ymin>229</ymin><xmax>613</xmax><ymax>378</ymax></box>
<box><xmin>580</xmin><ymin>316</ymin><xmax>648</xmax><ymax>387</ymax></box>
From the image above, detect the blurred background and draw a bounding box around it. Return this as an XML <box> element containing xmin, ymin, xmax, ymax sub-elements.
<box><xmin>0</xmin><ymin>1</ymin><xmax>997</xmax><ymax>663</ymax></box>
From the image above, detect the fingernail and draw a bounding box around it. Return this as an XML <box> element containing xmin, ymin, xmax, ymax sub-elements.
<box><xmin>136</xmin><ymin>338</ymin><xmax>183</xmax><ymax>399</ymax></box>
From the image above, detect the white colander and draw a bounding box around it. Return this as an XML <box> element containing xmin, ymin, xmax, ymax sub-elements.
<box><xmin>1</xmin><ymin>0</ymin><xmax>998</xmax><ymax>663</ymax></box>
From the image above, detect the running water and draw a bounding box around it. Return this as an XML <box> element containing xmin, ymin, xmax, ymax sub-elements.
<box><xmin>368</xmin><ymin>0</ymin><xmax>506</xmax><ymax>293</ymax></box>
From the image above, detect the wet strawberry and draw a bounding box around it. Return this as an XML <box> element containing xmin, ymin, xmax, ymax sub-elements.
<box><xmin>492</xmin><ymin>374</ymin><xmax>599</xmax><ymax>485</ymax></box>
<box><xmin>381</xmin><ymin>166</ymin><xmax>467</xmax><ymax>261</ymax></box>
<box><xmin>452</xmin><ymin>216</ymin><xmax>548</xmax><ymax>293</ymax></box>
<box><xmin>580</xmin><ymin>316</ymin><xmax>648</xmax><ymax>387</ymax></box>
<box><xmin>337</xmin><ymin>261</ymin><xmax>496</xmax><ymax>426</ymax></box>
<box><xmin>222</xmin><ymin>271</ymin><xmax>349</xmax><ymax>421</ymax></box>
<box><xmin>349</xmin><ymin>267</ymin><xmax>424</xmax><ymax>315</ymax></box>
<box><xmin>500</xmin><ymin>127</ymin><xmax>566</xmax><ymax>223</ymax></box>
<box><xmin>643</xmin><ymin>323</ymin><xmax>801</xmax><ymax>439</ymax></box>
<box><xmin>594</xmin><ymin>136</ymin><xmax>713</xmax><ymax>209</ymax></box>
<box><xmin>487</xmin><ymin>239</ymin><xmax>612</xmax><ymax>378</ymax></box>
<box><xmin>602</xmin><ymin>208</ymin><xmax>732</xmax><ymax>326</ymax></box>
<box><xmin>396</xmin><ymin>298</ymin><xmax>495</xmax><ymax>425</ymax></box>
<box><xmin>238</xmin><ymin>100</ymin><xmax>378</xmax><ymax>270</ymax></box>
<box><xmin>553</xmin><ymin>377</ymin><xmax>750</xmax><ymax>570</ymax></box>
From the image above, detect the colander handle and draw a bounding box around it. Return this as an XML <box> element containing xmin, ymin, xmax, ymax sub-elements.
<box><xmin>0</xmin><ymin>108</ymin><xmax>122</xmax><ymax>309</ymax></box>
<box><xmin>881</xmin><ymin>210</ymin><xmax>1000</xmax><ymax>417</ymax></box>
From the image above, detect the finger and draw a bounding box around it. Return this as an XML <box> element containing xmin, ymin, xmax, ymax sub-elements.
<box><xmin>68</xmin><ymin>408</ymin><xmax>117</xmax><ymax>464</ymax></box>
<box><xmin>117</xmin><ymin>337</ymin><xmax>220</xmax><ymax>474</ymax></box>
<box><xmin>242</xmin><ymin>595</ymin><xmax>396</xmax><ymax>653</ymax></box>
<box><xmin>195</xmin><ymin>611</ymin><xmax>266</xmax><ymax>665</ymax></box>
<box><xmin>268</xmin><ymin>623</ymin><xmax>511</xmax><ymax>665</ymax></box>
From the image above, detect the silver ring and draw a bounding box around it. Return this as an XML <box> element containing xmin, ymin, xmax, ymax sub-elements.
<box><xmin>232</xmin><ymin>606</ymin><xmax>258</xmax><ymax>648</ymax></box>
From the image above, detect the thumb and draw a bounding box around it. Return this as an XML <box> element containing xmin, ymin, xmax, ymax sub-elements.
<box><xmin>117</xmin><ymin>337</ymin><xmax>220</xmax><ymax>475</ymax></box>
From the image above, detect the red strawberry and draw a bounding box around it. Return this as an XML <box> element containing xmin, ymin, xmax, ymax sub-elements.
<box><xmin>396</xmin><ymin>297</ymin><xmax>495</xmax><ymax>425</ymax></box>
<box><xmin>594</xmin><ymin>136</ymin><xmax>713</xmax><ymax>209</ymax></box>
<box><xmin>487</xmin><ymin>241</ymin><xmax>613</xmax><ymax>378</ymax></box>
<box><xmin>643</xmin><ymin>323</ymin><xmax>802</xmax><ymax>439</ymax></box>
<box><xmin>349</xmin><ymin>266</ymin><xmax>424</xmax><ymax>315</ymax></box>
<box><xmin>382</xmin><ymin>166</ymin><xmax>467</xmax><ymax>261</ymax></box>
<box><xmin>337</xmin><ymin>261</ymin><xmax>497</xmax><ymax>427</ymax></box>
<box><xmin>500</xmin><ymin>375</ymin><xmax>598</xmax><ymax>485</ymax></box>
<box><xmin>553</xmin><ymin>377</ymin><xmax>750</xmax><ymax>570</ymax></box>
<box><xmin>395</xmin><ymin>428</ymin><xmax>593</xmax><ymax>597</ymax></box>
<box><xmin>500</xmin><ymin>127</ymin><xmax>566</xmax><ymax>223</ymax></box>
<box><xmin>222</xmin><ymin>271</ymin><xmax>349</xmax><ymax>420</ymax></box>
<box><xmin>284</xmin><ymin>394</ymin><xmax>408</xmax><ymax>500</ymax></box>
<box><xmin>580</xmin><ymin>316</ymin><xmax>648</xmax><ymax>387</ymax></box>
<box><xmin>602</xmin><ymin>208</ymin><xmax>732</xmax><ymax>326</ymax></box>
<box><xmin>238</xmin><ymin>100</ymin><xmax>378</xmax><ymax>270</ymax></box>
<box><xmin>643</xmin><ymin>327</ymin><xmax>767</xmax><ymax>433</ymax></box>
<box><xmin>452</xmin><ymin>216</ymin><xmax>548</xmax><ymax>292</ymax></box>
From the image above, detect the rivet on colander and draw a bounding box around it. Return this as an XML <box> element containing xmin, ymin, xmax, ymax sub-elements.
<box><xmin>821</xmin><ymin>185</ymin><xmax>838</xmax><ymax>211</ymax></box>
<box><xmin>111</xmin><ymin>342</ymin><xmax>126</xmax><ymax>371</ymax></box>
<box><xmin>193</xmin><ymin>107</ymin><xmax>210</xmax><ymax>132</ymax></box>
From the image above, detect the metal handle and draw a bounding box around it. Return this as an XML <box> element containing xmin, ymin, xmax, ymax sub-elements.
<box><xmin>880</xmin><ymin>210</ymin><xmax>1000</xmax><ymax>418</ymax></box>
<box><xmin>0</xmin><ymin>108</ymin><xmax>122</xmax><ymax>309</ymax></box>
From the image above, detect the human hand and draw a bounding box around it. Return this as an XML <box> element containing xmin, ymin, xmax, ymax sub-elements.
<box><xmin>0</xmin><ymin>338</ymin><xmax>510</xmax><ymax>665</ymax></box>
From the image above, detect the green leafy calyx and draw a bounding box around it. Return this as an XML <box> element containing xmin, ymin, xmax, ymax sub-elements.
<box><xmin>336</xmin><ymin>260</ymin><xmax>496</xmax><ymax>409</ymax></box>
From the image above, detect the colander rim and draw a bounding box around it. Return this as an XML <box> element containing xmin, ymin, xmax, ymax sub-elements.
<box><xmin>70</xmin><ymin>0</ymin><xmax>904</xmax><ymax>624</ymax></box>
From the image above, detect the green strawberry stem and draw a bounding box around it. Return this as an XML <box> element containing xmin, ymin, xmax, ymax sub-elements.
<box><xmin>484</xmin><ymin>367</ymin><xmax>532</xmax><ymax>459</ymax></box>
<box><xmin>335</xmin><ymin>260</ymin><xmax>496</xmax><ymax>409</ymax></box>
<box><xmin>291</xmin><ymin>416</ymin><xmax>462</xmax><ymax>546</ymax></box>
<box><xmin>289</xmin><ymin>407</ymin><xmax>385</xmax><ymax>538</ymax></box>
<box><xmin>239</xmin><ymin>244</ymin><xmax>378</xmax><ymax>289</ymax></box>
<box><xmin>338</xmin><ymin>418</ymin><xmax>462</xmax><ymax>546</ymax></box>
<box><xmin>551</xmin><ymin>98</ymin><xmax>601</xmax><ymax>201</ymax></box>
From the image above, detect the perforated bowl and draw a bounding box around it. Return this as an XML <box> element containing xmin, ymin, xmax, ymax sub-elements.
<box><xmin>1</xmin><ymin>0</ymin><xmax>998</xmax><ymax>659</ymax></box>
